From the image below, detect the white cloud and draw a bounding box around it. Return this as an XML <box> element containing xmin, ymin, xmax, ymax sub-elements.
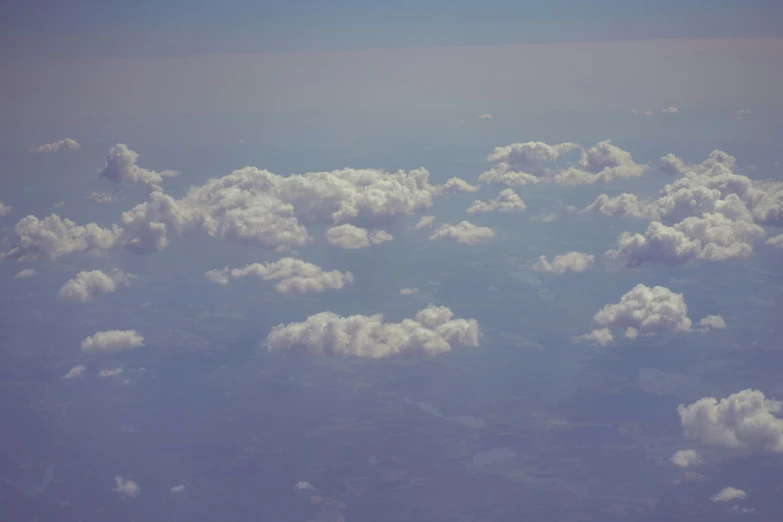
<box><xmin>62</xmin><ymin>365</ymin><xmax>86</xmax><ymax>379</ymax></box>
<box><xmin>661</xmin><ymin>106</ymin><xmax>679</xmax><ymax>114</ymax></box>
<box><xmin>467</xmin><ymin>189</ymin><xmax>526</xmax><ymax>213</ymax></box>
<box><xmin>113</xmin><ymin>476</ymin><xmax>140</xmax><ymax>498</ymax></box>
<box><xmin>660</xmin><ymin>149</ymin><xmax>736</xmax><ymax>176</ymax></box>
<box><xmin>58</xmin><ymin>268</ymin><xmax>135</xmax><ymax>302</ymax></box>
<box><xmin>170</xmin><ymin>484</ymin><xmax>186</xmax><ymax>493</ymax></box>
<box><xmin>477</xmin><ymin>114</ymin><xmax>493</xmax><ymax>120</ymax></box>
<box><xmin>711</xmin><ymin>487</ymin><xmax>747</xmax><ymax>503</ymax></box>
<box><xmin>14</xmin><ymin>268</ymin><xmax>37</xmax><ymax>279</ymax></box>
<box><xmin>0</xmin><ymin>202</ymin><xmax>12</xmax><ymax>216</ymax></box>
<box><xmin>52</xmin><ymin>201</ymin><xmax>64</xmax><ymax>208</ymax></box>
<box><xmin>98</xmin><ymin>368</ymin><xmax>124</xmax><ymax>377</ymax></box>
<box><xmin>29</xmin><ymin>138</ymin><xmax>81</xmax><ymax>154</ymax></box>
<box><xmin>205</xmin><ymin>258</ymin><xmax>353</xmax><ymax>294</ymax></box>
<box><xmin>410</xmin><ymin>215</ymin><xmax>436</xmax><ymax>230</ymax></box>
<box><xmin>479</xmin><ymin>140</ymin><xmax>648</xmax><ymax>187</ymax></box>
<box><xmin>697</xmin><ymin>314</ymin><xmax>726</xmax><ymax>331</ymax></box>
<box><xmin>678</xmin><ymin>389</ymin><xmax>783</xmax><ymax>452</ymax></box>
<box><xmin>265</xmin><ymin>304</ymin><xmax>480</xmax><ymax>358</ymax></box>
<box><xmin>294</xmin><ymin>481</ymin><xmax>314</xmax><ymax>491</ymax></box>
<box><xmin>432</xmin><ymin>177</ymin><xmax>480</xmax><ymax>195</ymax></box>
<box><xmin>428</xmin><ymin>221</ymin><xmax>495</xmax><ymax>245</ymax></box>
<box><xmin>766</xmin><ymin>233</ymin><xmax>783</xmax><ymax>248</ymax></box>
<box><xmin>326</xmin><ymin>224</ymin><xmax>393</xmax><ymax>249</ymax></box>
<box><xmin>88</xmin><ymin>191</ymin><xmax>116</xmax><ymax>204</ymax></box>
<box><xmin>531</xmin><ymin>213</ymin><xmax>559</xmax><ymax>222</ymax></box>
<box><xmin>671</xmin><ymin>449</ymin><xmax>702</xmax><ymax>468</ymax></box>
<box><xmin>736</xmin><ymin>109</ymin><xmax>752</xmax><ymax>119</ymax></box>
<box><xmin>98</xmin><ymin>144</ymin><xmax>179</xmax><ymax>191</ymax></box>
<box><xmin>81</xmin><ymin>330</ymin><xmax>144</xmax><ymax>354</ymax></box>
<box><xmin>573</xmin><ymin>328</ymin><xmax>614</xmax><ymax>346</ymax></box>
<box><xmin>592</xmin><ymin>285</ymin><xmax>693</xmax><ymax>337</ymax></box>
<box><xmin>399</xmin><ymin>288</ymin><xmax>420</xmax><ymax>295</ymax></box>
<box><xmin>531</xmin><ymin>252</ymin><xmax>594</xmax><ymax>274</ymax></box>
<box><xmin>631</xmin><ymin>109</ymin><xmax>654</xmax><ymax>116</ymax></box>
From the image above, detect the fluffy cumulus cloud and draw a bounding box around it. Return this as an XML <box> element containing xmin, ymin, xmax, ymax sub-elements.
<box><xmin>113</xmin><ymin>476</ymin><xmax>140</xmax><ymax>498</ymax></box>
<box><xmin>428</xmin><ymin>221</ymin><xmax>495</xmax><ymax>245</ymax></box>
<box><xmin>432</xmin><ymin>177</ymin><xmax>480</xmax><ymax>195</ymax></box>
<box><xmin>671</xmin><ymin>449</ymin><xmax>702</xmax><ymax>468</ymax></box>
<box><xmin>170</xmin><ymin>484</ymin><xmax>186</xmax><ymax>493</ymax></box>
<box><xmin>467</xmin><ymin>189</ymin><xmax>526</xmax><ymax>213</ymax></box>
<box><xmin>294</xmin><ymin>481</ymin><xmax>314</xmax><ymax>491</ymax></box>
<box><xmin>410</xmin><ymin>215</ymin><xmax>436</xmax><ymax>230</ymax></box>
<box><xmin>3</xmin><ymin>165</ymin><xmax>454</xmax><ymax>261</ymax></box>
<box><xmin>265</xmin><ymin>304</ymin><xmax>480</xmax><ymax>358</ymax></box>
<box><xmin>477</xmin><ymin>114</ymin><xmax>493</xmax><ymax>120</ymax></box>
<box><xmin>711</xmin><ymin>487</ymin><xmax>747</xmax><ymax>503</ymax></box>
<box><xmin>14</xmin><ymin>268</ymin><xmax>37</xmax><ymax>279</ymax></box>
<box><xmin>697</xmin><ymin>314</ymin><xmax>726</xmax><ymax>331</ymax></box>
<box><xmin>98</xmin><ymin>368</ymin><xmax>124</xmax><ymax>377</ymax></box>
<box><xmin>662</xmin><ymin>106</ymin><xmax>679</xmax><ymax>114</ymax></box>
<box><xmin>205</xmin><ymin>258</ymin><xmax>353</xmax><ymax>294</ymax></box>
<box><xmin>531</xmin><ymin>252</ymin><xmax>594</xmax><ymax>274</ymax></box>
<box><xmin>98</xmin><ymin>144</ymin><xmax>178</xmax><ymax>191</ymax></box>
<box><xmin>573</xmin><ymin>328</ymin><xmax>614</xmax><ymax>346</ymax></box>
<box><xmin>325</xmin><ymin>224</ymin><xmax>393</xmax><ymax>249</ymax></box>
<box><xmin>58</xmin><ymin>268</ymin><xmax>135</xmax><ymax>302</ymax></box>
<box><xmin>81</xmin><ymin>330</ymin><xmax>144</xmax><ymax>354</ymax></box>
<box><xmin>0</xmin><ymin>202</ymin><xmax>11</xmax><ymax>216</ymax></box>
<box><xmin>479</xmin><ymin>140</ymin><xmax>648</xmax><ymax>187</ymax></box>
<box><xmin>29</xmin><ymin>138</ymin><xmax>81</xmax><ymax>154</ymax></box>
<box><xmin>62</xmin><ymin>365</ymin><xmax>86</xmax><ymax>379</ymax></box>
<box><xmin>678</xmin><ymin>389</ymin><xmax>783</xmax><ymax>452</ymax></box>
<box><xmin>766</xmin><ymin>233</ymin><xmax>783</xmax><ymax>248</ymax></box>
<box><xmin>587</xmin><ymin>150</ymin><xmax>781</xmax><ymax>267</ymax></box>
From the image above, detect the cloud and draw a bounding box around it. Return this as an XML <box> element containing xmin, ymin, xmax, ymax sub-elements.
<box><xmin>0</xmin><ymin>202</ymin><xmax>11</xmax><ymax>216</ymax></box>
<box><xmin>58</xmin><ymin>268</ymin><xmax>135</xmax><ymax>302</ymax></box>
<box><xmin>477</xmin><ymin>114</ymin><xmax>493</xmax><ymax>120</ymax></box>
<box><xmin>14</xmin><ymin>268</ymin><xmax>37</xmax><ymax>279</ymax></box>
<box><xmin>467</xmin><ymin>189</ymin><xmax>526</xmax><ymax>213</ymax></box>
<box><xmin>399</xmin><ymin>288</ymin><xmax>420</xmax><ymax>295</ymax></box>
<box><xmin>662</xmin><ymin>106</ymin><xmax>679</xmax><ymax>114</ymax></box>
<box><xmin>98</xmin><ymin>368</ymin><xmax>124</xmax><ymax>377</ymax></box>
<box><xmin>326</xmin><ymin>224</ymin><xmax>393</xmax><ymax>249</ymax></box>
<box><xmin>678</xmin><ymin>389</ymin><xmax>783</xmax><ymax>452</ymax></box>
<box><xmin>631</xmin><ymin>109</ymin><xmax>654</xmax><ymax>116</ymax></box>
<box><xmin>113</xmin><ymin>476</ymin><xmax>140</xmax><ymax>498</ymax></box>
<box><xmin>697</xmin><ymin>314</ymin><xmax>726</xmax><ymax>331</ymax></box>
<box><xmin>766</xmin><ymin>233</ymin><xmax>783</xmax><ymax>248</ymax></box>
<box><xmin>88</xmin><ymin>191</ymin><xmax>116</xmax><ymax>204</ymax></box>
<box><xmin>410</xmin><ymin>215</ymin><xmax>436</xmax><ymax>230</ymax></box>
<box><xmin>671</xmin><ymin>449</ymin><xmax>702</xmax><ymax>468</ymax></box>
<box><xmin>432</xmin><ymin>177</ymin><xmax>480</xmax><ymax>195</ymax></box>
<box><xmin>98</xmin><ymin>144</ymin><xmax>178</xmax><ymax>191</ymax></box>
<box><xmin>205</xmin><ymin>258</ymin><xmax>353</xmax><ymax>294</ymax></box>
<box><xmin>29</xmin><ymin>138</ymin><xmax>81</xmax><ymax>154</ymax></box>
<box><xmin>479</xmin><ymin>140</ymin><xmax>648</xmax><ymax>187</ymax></box>
<box><xmin>265</xmin><ymin>304</ymin><xmax>480</xmax><ymax>358</ymax></box>
<box><xmin>170</xmin><ymin>484</ymin><xmax>186</xmax><ymax>493</ymax></box>
<box><xmin>573</xmin><ymin>328</ymin><xmax>614</xmax><ymax>346</ymax></box>
<box><xmin>660</xmin><ymin>149</ymin><xmax>736</xmax><ymax>176</ymax></box>
<box><xmin>62</xmin><ymin>365</ymin><xmax>86</xmax><ymax>379</ymax></box>
<box><xmin>531</xmin><ymin>252</ymin><xmax>594</xmax><ymax>274</ymax></box>
<box><xmin>294</xmin><ymin>481</ymin><xmax>314</xmax><ymax>491</ymax></box>
<box><xmin>428</xmin><ymin>221</ymin><xmax>495</xmax><ymax>245</ymax></box>
<box><xmin>736</xmin><ymin>109</ymin><xmax>752</xmax><ymax>119</ymax></box>
<box><xmin>711</xmin><ymin>487</ymin><xmax>747</xmax><ymax>503</ymax></box>
<box><xmin>81</xmin><ymin>330</ymin><xmax>144</xmax><ymax>354</ymax></box>
<box><xmin>583</xmin><ymin>193</ymin><xmax>660</xmax><ymax>220</ymax></box>
<box><xmin>531</xmin><ymin>213</ymin><xmax>558</xmax><ymax>222</ymax></box>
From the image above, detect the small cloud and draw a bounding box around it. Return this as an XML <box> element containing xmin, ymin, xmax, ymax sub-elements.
<box><xmin>428</xmin><ymin>221</ymin><xmax>495</xmax><ymax>245</ymax></box>
<box><xmin>697</xmin><ymin>314</ymin><xmax>726</xmax><ymax>332</ymax></box>
<box><xmin>52</xmin><ymin>201</ymin><xmax>64</xmax><ymax>208</ymax></box>
<box><xmin>98</xmin><ymin>368</ymin><xmax>125</xmax><ymax>378</ymax></box>
<box><xmin>400</xmin><ymin>288</ymin><xmax>420</xmax><ymax>295</ymax></box>
<box><xmin>410</xmin><ymin>215</ymin><xmax>436</xmax><ymax>230</ymax></box>
<box><xmin>0</xmin><ymin>202</ymin><xmax>12</xmax><ymax>216</ymax></box>
<box><xmin>113</xmin><ymin>476</ymin><xmax>140</xmax><ymax>498</ymax></box>
<box><xmin>14</xmin><ymin>268</ymin><xmax>38</xmax><ymax>279</ymax></box>
<box><xmin>326</xmin><ymin>224</ymin><xmax>393</xmax><ymax>249</ymax></box>
<box><xmin>30</xmin><ymin>138</ymin><xmax>81</xmax><ymax>154</ymax></box>
<box><xmin>467</xmin><ymin>189</ymin><xmax>526</xmax><ymax>214</ymax></box>
<box><xmin>731</xmin><ymin>506</ymin><xmax>755</xmax><ymax>513</ymax></box>
<box><xmin>746</xmin><ymin>164</ymin><xmax>757</xmax><ymax>170</ymax></box>
<box><xmin>631</xmin><ymin>109</ymin><xmax>654</xmax><ymax>116</ymax></box>
<box><xmin>238</xmin><ymin>139</ymin><xmax>247</xmax><ymax>145</ymax></box>
<box><xmin>671</xmin><ymin>449</ymin><xmax>702</xmax><ymax>468</ymax></box>
<box><xmin>294</xmin><ymin>481</ymin><xmax>314</xmax><ymax>491</ymax></box>
<box><xmin>661</xmin><ymin>106</ymin><xmax>679</xmax><ymax>114</ymax></box>
<box><xmin>573</xmin><ymin>328</ymin><xmax>613</xmax><ymax>346</ymax></box>
<box><xmin>736</xmin><ymin>109</ymin><xmax>752</xmax><ymax>119</ymax></box>
<box><xmin>477</xmin><ymin>114</ymin><xmax>493</xmax><ymax>120</ymax></box>
<box><xmin>530</xmin><ymin>252</ymin><xmax>594</xmax><ymax>274</ymax></box>
<box><xmin>711</xmin><ymin>487</ymin><xmax>747</xmax><ymax>503</ymax></box>
<box><xmin>81</xmin><ymin>330</ymin><xmax>144</xmax><ymax>354</ymax></box>
<box><xmin>531</xmin><ymin>213</ymin><xmax>559</xmax><ymax>223</ymax></box>
<box><xmin>766</xmin><ymin>233</ymin><xmax>783</xmax><ymax>249</ymax></box>
<box><xmin>59</xmin><ymin>268</ymin><xmax>135</xmax><ymax>302</ymax></box>
<box><xmin>774</xmin><ymin>161</ymin><xmax>782</xmax><ymax>167</ymax></box>
<box><xmin>63</xmin><ymin>365</ymin><xmax>86</xmax><ymax>379</ymax></box>
<box><xmin>88</xmin><ymin>191</ymin><xmax>116</xmax><ymax>204</ymax></box>
<box><xmin>170</xmin><ymin>484</ymin><xmax>186</xmax><ymax>493</ymax></box>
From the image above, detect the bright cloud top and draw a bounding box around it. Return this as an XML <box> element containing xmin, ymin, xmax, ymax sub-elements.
<box><xmin>265</xmin><ymin>304</ymin><xmax>480</xmax><ymax>358</ymax></box>
<box><xmin>428</xmin><ymin>221</ymin><xmax>495</xmax><ymax>245</ymax></box>
<box><xmin>467</xmin><ymin>189</ymin><xmax>526</xmax><ymax>213</ymax></box>
<box><xmin>205</xmin><ymin>258</ymin><xmax>353</xmax><ymax>294</ymax></box>
<box><xmin>325</xmin><ymin>224</ymin><xmax>393</xmax><ymax>249</ymax></box>
<box><xmin>531</xmin><ymin>252</ymin><xmax>594</xmax><ymax>274</ymax></box>
<box><xmin>29</xmin><ymin>138</ymin><xmax>81</xmax><ymax>154</ymax></box>
<box><xmin>81</xmin><ymin>330</ymin><xmax>144</xmax><ymax>353</ymax></box>
<box><xmin>58</xmin><ymin>268</ymin><xmax>135</xmax><ymax>302</ymax></box>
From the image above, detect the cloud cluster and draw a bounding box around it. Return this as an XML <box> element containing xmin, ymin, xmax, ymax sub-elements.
<box><xmin>113</xmin><ymin>476</ymin><xmax>140</xmax><ymax>498</ymax></box>
<box><xmin>29</xmin><ymin>138</ymin><xmax>81</xmax><ymax>154</ymax></box>
<box><xmin>325</xmin><ymin>224</ymin><xmax>393</xmax><ymax>249</ymax></box>
<box><xmin>265</xmin><ymin>304</ymin><xmax>480</xmax><ymax>358</ymax></box>
<box><xmin>205</xmin><ymin>258</ymin><xmax>353</xmax><ymax>294</ymax></box>
<box><xmin>81</xmin><ymin>330</ymin><xmax>144</xmax><ymax>353</ymax></box>
<box><xmin>467</xmin><ymin>189</ymin><xmax>526</xmax><ymax>213</ymax></box>
<box><xmin>58</xmin><ymin>268</ymin><xmax>135</xmax><ymax>302</ymax></box>
<box><xmin>711</xmin><ymin>487</ymin><xmax>747</xmax><ymax>503</ymax></box>
<box><xmin>678</xmin><ymin>389</ymin><xmax>783</xmax><ymax>452</ymax></box>
<box><xmin>98</xmin><ymin>144</ymin><xmax>178</xmax><ymax>191</ymax></box>
<box><xmin>671</xmin><ymin>449</ymin><xmax>702</xmax><ymax>468</ymax></box>
<box><xmin>428</xmin><ymin>221</ymin><xmax>495</xmax><ymax>245</ymax></box>
<box><xmin>479</xmin><ymin>140</ymin><xmax>648</xmax><ymax>187</ymax></box>
<box><xmin>531</xmin><ymin>252</ymin><xmax>594</xmax><ymax>274</ymax></box>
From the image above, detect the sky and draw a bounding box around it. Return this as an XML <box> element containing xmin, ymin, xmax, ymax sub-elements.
<box><xmin>1</xmin><ymin>2</ymin><xmax>783</xmax><ymax>522</ymax></box>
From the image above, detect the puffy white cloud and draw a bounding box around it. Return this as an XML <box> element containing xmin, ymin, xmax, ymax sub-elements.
<box><xmin>113</xmin><ymin>476</ymin><xmax>140</xmax><ymax>498</ymax></box>
<box><xmin>583</xmin><ymin>193</ymin><xmax>660</xmax><ymax>220</ymax></box>
<box><xmin>81</xmin><ymin>330</ymin><xmax>144</xmax><ymax>353</ymax></box>
<box><xmin>590</xmin><ymin>284</ymin><xmax>694</xmax><ymax>338</ymax></box>
<box><xmin>0</xmin><ymin>202</ymin><xmax>11</xmax><ymax>216</ymax></box>
<box><xmin>467</xmin><ymin>189</ymin><xmax>526</xmax><ymax>213</ymax></box>
<box><xmin>88</xmin><ymin>191</ymin><xmax>116</xmax><ymax>204</ymax></box>
<box><xmin>531</xmin><ymin>251</ymin><xmax>594</xmax><ymax>274</ymax></box>
<box><xmin>631</xmin><ymin>109</ymin><xmax>654</xmax><ymax>116</ymax></box>
<box><xmin>294</xmin><ymin>481</ymin><xmax>314</xmax><ymax>491</ymax></box>
<box><xmin>265</xmin><ymin>304</ymin><xmax>480</xmax><ymax>358</ymax></box>
<box><xmin>326</xmin><ymin>224</ymin><xmax>393</xmax><ymax>249</ymax></box>
<box><xmin>698</xmin><ymin>314</ymin><xmax>726</xmax><ymax>331</ymax></box>
<box><xmin>205</xmin><ymin>258</ymin><xmax>353</xmax><ymax>294</ymax></box>
<box><xmin>671</xmin><ymin>449</ymin><xmax>702</xmax><ymax>468</ymax></box>
<box><xmin>678</xmin><ymin>389</ymin><xmax>783</xmax><ymax>452</ymax></box>
<box><xmin>29</xmin><ymin>138</ymin><xmax>81</xmax><ymax>154</ymax></box>
<box><xmin>711</xmin><ymin>487</ymin><xmax>747</xmax><ymax>503</ymax></box>
<box><xmin>662</xmin><ymin>106</ymin><xmax>679</xmax><ymax>114</ymax></box>
<box><xmin>58</xmin><ymin>268</ymin><xmax>135</xmax><ymax>302</ymax></box>
<box><xmin>170</xmin><ymin>484</ymin><xmax>186</xmax><ymax>493</ymax></box>
<box><xmin>98</xmin><ymin>368</ymin><xmax>124</xmax><ymax>377</ymax></box>
<box><xmin>0</xmin><ymin>214</ymin><xmax>117</xmax><ymax>262</ymax></box>
<box><xmin>410</xmin><ymin>215</ymin><xmax>436</xmax><ymax>230</ymax></box>
<box><xmin>62</xmin><ymin>365</ymin><xmax>86</xmax><ymax>379</ymax></box>
<box><xmin>660</xmin><ymin>149</ymin><xmax>736</xmax><ymax>176</ymax></box>
<box><xmin>477</xmin><ymin>114</ymin><xmax>493</xmax><ymax>120</ymax></box>
<box><xmin>480</xmin><ymin>140</ymin><xmax>648</xmax><ymax>187</ymax></box>
<box><xmin>766</xmin><ymin>233</ymin><xmax>783</xmax><ymax>248</ymax></box>
<box><xmin>14</xmin><ymin>268</ymin><xmax>37</xmax><ymax>279</ymax></box>
<box><xmin>98</xmin><ymin>144</ymin><xmax>178</xmax><ymax>190</ymax></box>
<box><xmin>573</xmin><ymin>328</ymin><xmax>614</xmax><ymax>346</ymax></box>
<box><xmin>399</xmin><ymin>288</ymin><xmax>420</xmax><ymax>295</ymax></box>
<box><xmin>428</xmin><ymin>221</ymin><xmax>494</xmax><ymax>245</ymax></box>
<box><xmin>432</xmin><ymin>177</ymin><xmax>480</xmax><ymax>195</ymax></box>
